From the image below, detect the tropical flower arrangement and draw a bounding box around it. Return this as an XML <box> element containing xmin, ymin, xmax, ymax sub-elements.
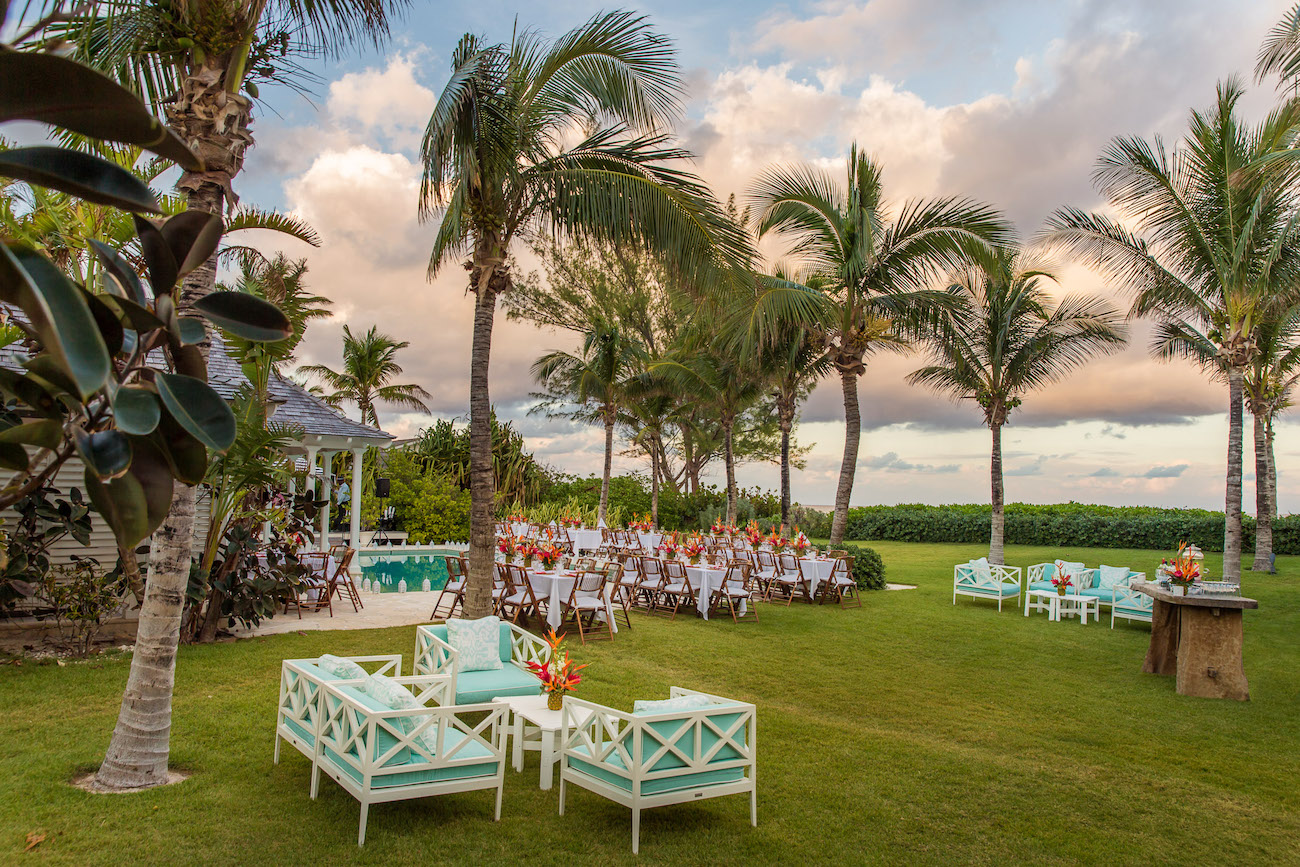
<box><xmin>508</xmin><ymin>513</ymin><xmax>526</xmax><ymax>523</ymax></box>
<box><xmin>744</xmin><ymin>520</ymin><xmax>763</xmax><ymax>552</ymax></box>
<box><xmin>766</xmin><ymin>528</ymin><xmax>788</xmax><ymax>550</ymax></box>
<box><xmin>560</xmin><ymin>516</ymin><xmax>582</xmax><ymax>528</ymax></box>
<box><xmin>629</xmin><ymin>514</ymin><xmax>654</xmax><ymax>532</ymax></box>
<box><xmin>514</xmin><ymin>539</ymin><xmax>537</xmax><ymax>567</ymax></box>
<box><xmin>527</xmin><ymin>630</ymin><xmax>588</xmax><ymax>711</ymax></box>
<box><xmin>1160</xmin><ymin>542</ymin><xmax>1204</xmax><ymax>586</ymax></box>
<box><xmin>1050</xmin><ymin>573</ymin><xmax>1073</xmax><ymax>596</ymax></box>
<box><xmin>497</xmin><ymin>537</ymin><xmax>515</xmax><ymax>557</ymax></box>
<box><xmin>536</xmin><ymin>542</ymin><xmax>563</xmax><ymax>571</ymax></box>
<box><xmin>658</xmin><ymin>531</ymin><xmax>680</xmax><ymax>558</ymax></box>
<box><xmin>792</xmin><ymin>530</ymin><xmax>810</xmax><ymax>556</ymax></box>
<box><xmin>682</xmin><ymin>538</ymin><xmax>706</xmax><ymax>565</ymax></box>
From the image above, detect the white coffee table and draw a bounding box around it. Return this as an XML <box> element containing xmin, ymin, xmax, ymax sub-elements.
<box><xmin>492</xmin><ymin>693</ymin><xmax>564</xmax><ymax>790</ymax></box>
<box><xmin>1024</xmin><ymin>589</ymin><xmax>1099</xmax><ymax>624</ymax></box>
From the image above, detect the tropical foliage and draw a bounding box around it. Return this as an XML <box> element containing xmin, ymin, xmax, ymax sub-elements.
<box><xmin>302</xmin><ymin>324</ymin><xmax>430</xmax><ymax>429</ymax></box>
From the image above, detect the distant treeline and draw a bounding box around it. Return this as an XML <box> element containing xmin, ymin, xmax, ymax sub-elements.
<box><xmin>844</xmin><ymin>503</ymin><xmax>1300</xmax><ymax>555</ymax></box>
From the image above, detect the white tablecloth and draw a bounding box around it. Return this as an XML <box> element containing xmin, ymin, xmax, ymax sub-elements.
<box><xmin>526</xmin><ymin>569</ymin><xmax>618</xmax><ymax>633</ymax></box>
<box><xmin>568</xmin><ymin>528</ymin><xmax>603</xmax><ymax>551</ymax></box>
<box><xmin>639</xmin><ymin>532</ymin><xmax>662</xmax><ymax>550</ymax></box>
<box><xmin>798</xmin><ymin>558</ymin><xmax>835</xmax><ymax>594</ymax></box>
<box><xmin>684</xmin><ymin>564</ymin><xmax>745</xmax><ymax>619</ymax></box>
<box><xmin>510</xmin><ymin>522</ymin><xmax>532</xmax><ymax>538</ymax></box>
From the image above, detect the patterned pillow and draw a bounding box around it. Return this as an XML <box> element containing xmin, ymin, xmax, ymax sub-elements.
<box><xmin>316</xmin><ymin>654</ymin><xmax>367</xmax><ymax>680</ymax></box>
<box><xmin>1097</xmin><ymin>565</ymin><xmax>1130</xmax><ymax>589</ymax></box>
<box><xmin>364</xmin><ymin>673</ymin><xmax>438</xmax><ymax>754</ymax></box>
<box><xmin>633</xmin><ymin>694</ymin><xmax>712</xmax><ymax>715</ymax></box>
<box><xmin>968</xmin><ymin>557</ymin><xmax>992</xmax><ymax>582</ymax></box>
<box><xmin>446</xmin><ymin>616</ymin><xmax>503</xmax><ymax>672</ymax></box>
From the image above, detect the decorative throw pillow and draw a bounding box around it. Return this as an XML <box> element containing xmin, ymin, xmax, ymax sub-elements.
<box><xmin>446</xmin><ymin>616</ymin><xmax>503</xmax><ymax>672</ymax></box>
<box><xmin>633</xmin><ymin>694</ymin><xmax>712</xmax><ymax>715</ymax></box>
<box><xmin>364</xmin><ymin>673</ymin><xmax>437</xmax><ymax>754</ymax></box>
<box><xmin>1097</xmin><ymin>565</ymin><xmax>1130</xmax><ymax>589</ymax></box>
<box><xmin>317</xmin><ymin>654</ymin><xmax>367</xmax><ymax>680</ymax></box>
<box><xmin>968</xmin><ymin>557</ymin><xmax>992</xmax><ymax>582</ymax></box>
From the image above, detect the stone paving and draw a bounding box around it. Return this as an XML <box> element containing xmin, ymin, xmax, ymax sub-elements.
<box><xmin>232</xmin><ymin>591</ymin><xmax>446</xmax><ymax>637</ymax></box>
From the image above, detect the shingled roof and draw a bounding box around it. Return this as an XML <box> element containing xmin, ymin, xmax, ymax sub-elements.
<box><xmin>0</xmin><ymin>316</ymin><xmax>392</xmax><ymax>443</ymax></box>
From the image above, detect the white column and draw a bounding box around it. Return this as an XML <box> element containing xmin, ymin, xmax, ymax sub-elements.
<box><xmin>319</xmin><ymin>451</ymin><xmax>333</xmax><ymax>552</ymax></box>
<box><xmin>304</xmin><ymin>446</ymin><xmax>319</xmax><ymax>496</ymax></box>
<box><xmin>350</xmin><ymin>447</ymin><xmax>364</xmax><ymax>552</ymax></box>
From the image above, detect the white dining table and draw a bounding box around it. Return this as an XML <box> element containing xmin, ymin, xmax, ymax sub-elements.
<box><xmin>683</xmin><ymin>564</ymin><xmax>745</xmax><ymax>619</ymax></box>
<box><xmin>526</xmin><ymin>569</ymin><xmax>618</xmax><ymax>633</ymax></box>
<box><xmin>797</xmin><ymin>558</ymin><xmax>835</xmax><ymax>595</ymax></box>
<box><xmin>568</xmin><ymin>528</ymin><xmax>603</xmax><ymax>551</ymax></box>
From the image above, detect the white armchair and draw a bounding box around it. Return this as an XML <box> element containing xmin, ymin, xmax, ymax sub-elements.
<box><xmin>952</xmin><ymin>558</ymin><xmax>1022</xmax><ymax>611</ymax></box>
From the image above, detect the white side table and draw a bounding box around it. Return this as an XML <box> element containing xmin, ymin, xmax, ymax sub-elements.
<box><xmin>1024</xmin><ymin>589</ymin><xmax>1099</xmax><ymax>624</ymax></box>
<box><xmin>492</xmin><ymin>693</ymin><xmax>564</xmax><ymax>790</ymax></box>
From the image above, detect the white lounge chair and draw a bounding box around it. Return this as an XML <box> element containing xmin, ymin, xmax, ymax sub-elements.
<box><xmin>275</xmin><ymin>654</ymin><xmax>402</xmax><ymax>768</ymax></box>
<box><xmin>559</xmin><ymin>687</ymin><xmax>757</xmax><ymax>854</ymax></box>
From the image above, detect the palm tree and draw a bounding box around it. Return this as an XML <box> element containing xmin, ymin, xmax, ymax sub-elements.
<box><xmin>908</xmin><ymin>247</ymin><xmax>1127</xmax><ymax>563</ymax></box>
<box><xmin>1245</xmin><ymin>306</ymin><xmax>1300</xmax><ymax>571</ymax></box>
<box><xmin>419</xmin><ymin>11</ymin><xmax>751</xmax><ymax>618</ymax></box>
<box><xmin>302</xmin><ymin>325</ymin><xmax>431</xmax><ymax>429</ymax></box>
<box><xmin>57</xmin><ymin>0</ymin><xmax>407</xmax><ymax>791</ymax></box>
<box><xmin>532</xmin><ymin>322</ymin><xmax>647</xmax><ymax>524</ymax></box>
<box><xmin>1256</xmin><ymin>3</ymin><xmax>1300</xmax><ymax>92</ymax></box>
<box><xmin>1043</xmin><ymin>80</ymin><xmax>1300</xmax><ymax>581</ymax></box>
<box><xmin>748</xmin><ymin>145</ymin><xmax>1010</xmax><ymax>545</ymax></box>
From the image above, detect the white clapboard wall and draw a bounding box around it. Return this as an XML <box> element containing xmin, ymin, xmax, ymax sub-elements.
<box><xmin>3</xmin><ymin>456</ymin><xmax>209</xmax><ymax>570</ymax></box>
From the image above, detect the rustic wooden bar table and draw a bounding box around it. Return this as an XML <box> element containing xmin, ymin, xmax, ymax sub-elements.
<box><xmin>1134</xmin><ymin>582</ymin><xmax>1259</xmax><ymax>701</ymax></box>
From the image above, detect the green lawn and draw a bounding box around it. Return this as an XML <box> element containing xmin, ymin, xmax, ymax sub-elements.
<box><xmin>3</xmin><ymin>542</ymin><xmax>1298</xmax><ymax>865</ymax></box>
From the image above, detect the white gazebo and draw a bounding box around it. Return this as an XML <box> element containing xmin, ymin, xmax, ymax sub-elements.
<box><xmin>206</xmin><ymin>332</ymin><xmax>393</xmax><ymax>552</ymax></box>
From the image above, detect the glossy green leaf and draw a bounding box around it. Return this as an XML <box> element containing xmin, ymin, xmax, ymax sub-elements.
<box><xmin>0</xmin><ymin>368</ymin><xmax>64</xmax><ymax>419</ymax></box>
<box><xmin>151</xmin><ymin>408</ymin><xmax>207</xmax><ymax>485</ymax></box>
<box><xmin>0</xmin><ymin>245</ymin><xmax>110</xmax><ymax>399</ymax></box>
<box><xmin>193</xmin><ymin>292</ymin><xmax>292</xmax><ymax>342</ymax></box>
<box><xmin>0</xmin><ymin>442</ymin><xmax>28</xmax><ymax>471</ymax></box>
<box><xmin>82</xmin><ymin>290</ymin><xmax>125</xmax><ymax>355</ymax></box>
<box><xmin>112</xmin><ymin>385</ymin><xmax>161</xmax><ymax>436</ymax></box>
<box><xmin>178</xmin><ymin>317</ymin><xmax>207</xmax><ymax>345</ymax></box>
<box><xmin>22</xmin><ymin>355</ymin><xmax>80</xmax><ymax>396</ymax></box>
<box><xmin>156</xmin><ymin>373</ymin><xmax>235</xmax><ymax>452</ymax></box>
<box><xmin>89</xmin><ymin>240</ymin><xmax>145</xmax><ymax>304</ymax></box>
<box><xmin>100</xmin><ymin>294</ymin><xmax>166</xmax><ymax>333</ymax></box>
<box><xmin>161</xmin><ymin>211</ymin><xmax>223</xmax><ymax>277</ymax></box>
<box><xmin>0</xmin><ymin>147</ymin><xmax>161</xmax><ymax>213</ymax></box>
<box><xmin>74</xmin><ymin>427</ymin><xmax>132</xmax><ymax>479</ymax></box>
<box><xmin>0</xmin><ymin>419</ymin><xmax>63</xmax><ymax>450</ymax></box>
<box><xmin>84</xmin><ymin>438</ymin><xmax>174</xmax><ymax>548</ymax></box>
<box><xmin>133</xmin><ymin>215</ymin><xmax>178</xmax><ymax>296</ymax></box>
<box><xmin>0</xmin><ymin>52</ymin><xmax>202</xmax><ymax>171</ymax></box>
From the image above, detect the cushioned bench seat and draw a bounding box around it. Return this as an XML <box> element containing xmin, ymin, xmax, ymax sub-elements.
<box><xmin>414</xmin><ymin>621</ymin><xmax>550</xmax><ymax>705</ymax></box>
<box><xmin>455</xmin><ymin>665</ymin><xmax>542</xmax><ymax>704</ymax></box>
<box><xmin>568</xmin><ymin>745</ymin><xmax>745</xmax><ymax>795</ymax></box>
<box><xmin>964</xmin><ymin>583</ymin><xmax>1022</xmax><ymax>596</ymax></box>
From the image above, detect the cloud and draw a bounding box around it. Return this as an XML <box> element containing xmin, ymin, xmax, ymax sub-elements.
<box><xmin>863</xmin><ymin>452</ymin><xmax>960</xmax><ymax>473</ymax></box>
<box><xmin>326</xmin><ymin>53</ymin><xmax>436</xmax><ymax>152</ymax></box>
<box><xmin>1143</xmin><ymin>464</ymin><xmax>1190</xmax><ymax>479</ymax></box>
<box><xmin>1087</xmin><ymin>467</ymin><xmax>1119</xmax><ymax>477</ymax></box>
<box><xmin>1005</xmin><ymin>455</ymin><xmax>1047</xmax><ymax>476</ymax></box>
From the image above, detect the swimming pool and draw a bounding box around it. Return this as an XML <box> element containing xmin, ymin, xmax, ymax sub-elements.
<box><xmin>357</xmin><ymin>548</ymin><xmax>457</xmax><ymax>593</ymax></box>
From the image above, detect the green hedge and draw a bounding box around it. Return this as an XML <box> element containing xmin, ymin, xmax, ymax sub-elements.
<box><xmin>843</xmin><ymin>503</ymin><xmax>1300</xmax><ymax>555</ymax></box>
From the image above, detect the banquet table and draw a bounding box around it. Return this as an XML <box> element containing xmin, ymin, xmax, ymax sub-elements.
<box><xmin>638</xmin><ymin>532</ymin><xmax>662</xmax><ymax>550</ymax></box>
<box><xmin>565</xmin><ymin>528</ymin><xmax>603</xmax><ymax>551</ymax></box>
<box><xmin>525</xmin><ymin>569</ymin><xmax>618</xmax><ymax>633</ymax></box>
<box><xmin>683</xmin><ymin>564</ymin><xmax>744</xmax><ymax>619</ymax></box>
<box><xmin>797</xmin><ymin>557</ymin><xmax>835</xmax><ymax>596</ymax></box>
<box><xmin>509</xmin><ymin>522</ymin><xmax>532</xmax><ymax>538</ymax></box>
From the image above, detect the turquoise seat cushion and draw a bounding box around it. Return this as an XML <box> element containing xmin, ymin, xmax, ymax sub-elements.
<box><xmin>282</xmin><ymin>715</ymin><xmax>314</xmax><ymax>746</ymax></box>
<box><xmin>568</xmin><ymin>745</ymin><xmax>745</xmax><ymax>795</ymax></box>
<box><xmin>1078</xmin><ymin>587</ymin><xmax>1118</xmax><ymax>603</ymax></box>
<box><xmin>324</xmin><ymin>729</ymin><xmax>497</xmax><ymax>789</ymax></box>
<box><xmin>292</xmin><ymin>661</ymin><xmax>341</xmax><ymax>683</ymax></box>
<box><xmin>457</xmin><ymin>665</ymin><xmax>541</xmax><ymax>704</ymax></box>
<box><xmin>426</xmin><ymin>622</ymin><xmax>514</xmax><ymax>664</ymax></box>
<box><xmin>329</xmin><ymin>683</ymin><xmax>412</xmax><ymax>765</ymax></box>
<box><xmin>1028</xmin><ymin>580</ymin><xmax>1055</xmax><ymax>592</ymax></box>
<box><xmin>962</xmin><ymin>582</ymin><xmax>1019</xmax><ymax>596</ymax></box>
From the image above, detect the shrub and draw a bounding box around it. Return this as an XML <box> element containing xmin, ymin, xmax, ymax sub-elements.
<box><xmin>788</xmin><ymin>504</ymin><xmax>832</xmax><ymax>539</ymax></box>
<box><xmin>38</xmin><ymin>558</ymin><xmax>127</xmax><ymax>657</ymax></box>
<box><xmin>841</xmin><ymin>502</ymin><xmax>1296</xmax><ymax>554</ymax></box>
<box><xmin>840</xmin><ymin>544</ymin><xmax>886</xmax><ymax>591</ymax></box>
<box><xmin>364</xmin><ymin>451</ymin><xmax>470</xmax><ymax>543</ymax></box>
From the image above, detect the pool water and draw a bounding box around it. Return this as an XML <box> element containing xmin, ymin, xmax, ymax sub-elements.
<box><xmin>358</xmin><ymin>549</ymin><xmax>455</xmax><ymax>593</ymax></box>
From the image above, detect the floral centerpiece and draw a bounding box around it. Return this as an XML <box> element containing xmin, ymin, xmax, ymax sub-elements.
<box><xmin>497</xmin><ymin>537</ymin><xmax>515</xmax><ymax>558</ymax></box>
<box><xmin>682</xmin><ymin>538</ymin><xmax>706</xmax><ymax>566</ymax></box>
<box><xmin>745</xmin><ymin>520</ymin><xmax>763</xmax><ymax>552</ymax></box>
<box><xmin>767</xmin><ymin>528</ymin><xmax>788</xmax><ymax>551</ymax></box>
<box><xmin>792</xmin><ymin>529</ymin><xmax>810</xmax><ymax>557</ymax></box>
<box><xmin>629</xmin><ymin>514</ymin><xmax>654</xmax><ymax>533</ymax></box>
<box><xmin>527</xmin><ymin>630</ymin><xmax>588</xmax><ymax>711</ymax></box>
<box><xmin>1050</xmin><ymin>572</ymin><xmax>1073</xmax><ymax>596</ymax></box>
<box><xmin>508</xmin><ymin>512</ymin><xmax>526</xmax><ymax>523</ymax></box>
<box><xmin>515</xmin><ymin>539</ymin><xmax>537</xmax><ymax>568</ymax></box>
<box><xmin>658</xmin><ymin>531</ymin><xmax>680</xmax><ymax>559</ymax></box>
<box><xmin>561</xmin><ymin>516</ymin><xmax>582</xmax><ymax>528</ymax></box>
<box><xmin>536</xmin><ymin>542</ymin><xmax>562</xmax><ymax>571</ymax></box>
<box><xmin>1159</xmin><ymin>542</ymin><xmax>1204</xmax><ymax>594</ymax></box>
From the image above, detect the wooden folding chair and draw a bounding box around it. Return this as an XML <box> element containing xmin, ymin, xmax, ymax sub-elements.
<box><xmin>560</xmin><ymin>570</ymin><xmax>612</xmax><ymax>644</ymax></box>
<box><xmin>767</xmin><ymin>552</ymin><xmax>813</xmax><ymax>605</ymax></box>
<box><xmin>819</xmin><ymin>556</ymin><xmax>862</xmax><ymax>608</ymax></box>
<box><xmin>603</xmin><ymin>561</ymin><xmax>635</xmax><ymax>629</ymax></box>
<box><xmin>712</xmin><ymin>560</ymin><xmax>759</xmax><ymax>623</ymax></box>
<box><xmin>656</xmin><ymin>560</ymin><xmax>696</xmax><ymax>620</ymax></box>
<box><xmin>286</xmin><ymin>552</ymin><xmax>333</xmax><ymax>617</ymax></box>
<box><xmin>498</xmin><ymin>563</ymin><xmax>542</xmax><ymax>626</ymax></box>
<box><xmin>638</xmin><ymin>556</ymin><xmax>667</xmax><ymax>612</ymax></box>
<box><xmin>331</xmin><ymin>548</ymin><xmax>362</xmax><ymax>612</ymax></box>
<box><xmin>432</xmin><ymin>554</ymin><xmax>466</xmax><ymax>619</ymax></box>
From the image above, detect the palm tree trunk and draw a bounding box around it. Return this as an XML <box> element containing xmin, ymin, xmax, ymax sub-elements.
<box><xmin>989</xmin><ymin>421</ymin><xmax>1005</xmax><ymax>565</ymax></box>
<box><xmin>599</xmin><ymin>409</ymin><xmax>614</xmax><ymax>524</ymax></box>
<box><xmin>650</xmin><ymin>434</ymin><xmax>660</xmax><ymax>529</ymax></box>
<box><xmin>829</xmin><ymin>369</ymin><xmax>861</xmax><ymax>546</ymax></box>
<box><xmin>1224</xmin><ymin>368</ymin><xmax>1244</xmax><ymax>581</ymax></box>
<box><xmin>96</xmin><ymin>90</ymin><xmax>240</xmax><ymax>785</ymax></box>
<box><xmin>1252</xmin><ymin>410</ymin><xmax>1274</xmax><ymax>571</ymax></box>
<box><xmin>463</xmin><ymin>272</ymin><xmax>500</xmax><ymax>619</ymax></box>
<box><xmin>723</xmin><ymin>418</ymin><xmax>737</xmax><ymax>526</ymax></box>
<box><xmin>778</xmin><ymin>400</ymin><xmax>793</xmax><ymax>533</ymax></box>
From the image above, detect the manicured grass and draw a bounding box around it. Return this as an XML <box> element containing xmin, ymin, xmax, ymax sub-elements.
<box><xmin>2</xmin><ymin>542</ymin><xmax>1298</xmax><ymax>865</ymax></box>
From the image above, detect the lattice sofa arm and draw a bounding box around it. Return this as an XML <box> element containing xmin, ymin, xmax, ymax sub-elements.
<box><xmin>413</xmin><ymin>626</ymin><xmax>457</xmax><ymax>678</ymax></box>
<box><xmin>507</xmin><ymin>623</ymin><xmax>552</xmax><ymax>668</ymax></box>
<box><xmin>388</xmin><ymin>674</ymin><xmax>454</xmax><ymax>707</ymax></box>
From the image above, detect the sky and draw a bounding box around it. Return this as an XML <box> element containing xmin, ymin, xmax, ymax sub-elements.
<box><xmin>224</xmin><ymin>0</ymin><xmax>1300</xmax><ymax>513</ymax></box>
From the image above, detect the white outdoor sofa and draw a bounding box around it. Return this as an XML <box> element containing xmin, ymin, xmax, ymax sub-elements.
<box><xmin>413</xmin><ymin>620</ymin><xmax>550</xmax><ymax>704</ymax></box>
<box><xmin>559</xmin><ymin>687</ymin><xmax>757</xmax><ymax>854</ymax></box>
<box><xmin>1025</xmin><ymin>562</ymin><xmax>1149</xmax><ymax>623</ymax></box>
<box><xmin>952</xmin><ymin>558</ymin><xmax>1023</xmax><ymax>611</ymax></box>
<box><xmin>275</xmin><ymin>654</ymin><xmax>402</xmax><ymax>767</ymax></box>
<box><xmin>312</xmin><ymin>675</ymin><xmax>507</xmax><ymax>845</ymax></box>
